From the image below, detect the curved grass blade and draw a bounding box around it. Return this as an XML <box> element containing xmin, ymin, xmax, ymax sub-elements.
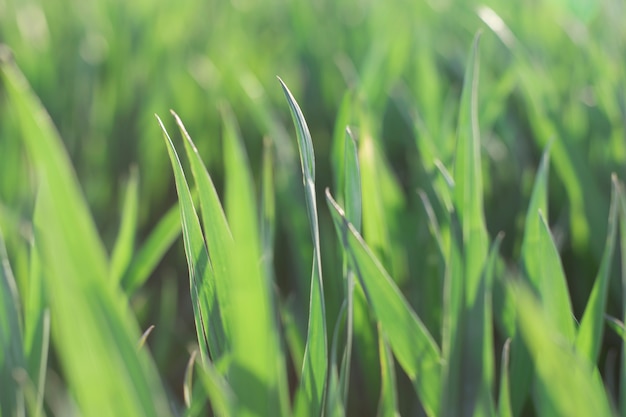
<box><xmin>575</xmin><ymin>175</ymin><xmax>619</xmax><ymax>365</ymax></box>
<box><xmin>497</xmin><ymin>339</ymin><xmax>513</xmax><ymax>417</ymax></box>
<box><xmin>157</xmin><ymin>115</ymin><xmax>224</xmax><ymax>363</ymax></box>
<box><xmin>222</xmin><ymin>108</ymin><xmax>289</xmax><ymax>417</ymax></box>
<box><xmin>110</xmin><ymin>167</ymin><xmax>139</xmax><ymax>284</ymax></box>
<box><xmin>326</xmin><ymin>190</ymin><xmax>441</xmax><ymax>417</ymax></box>
<box><xmin>279</xmin><ymin>77</ymin><xmax>328</xmax><ymax>417</ymax></box>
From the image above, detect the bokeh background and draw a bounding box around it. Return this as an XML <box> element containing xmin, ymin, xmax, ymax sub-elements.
<box><xmin>1</xmin><ymin>0</ymin><xmax>625</xmax><ymax>414</ymax></box>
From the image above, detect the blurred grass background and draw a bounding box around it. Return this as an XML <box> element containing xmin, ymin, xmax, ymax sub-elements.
<box><xmin>1</xmin><ymin>0</ymin><xmax>625</xmax><ymax>414</ymax></box>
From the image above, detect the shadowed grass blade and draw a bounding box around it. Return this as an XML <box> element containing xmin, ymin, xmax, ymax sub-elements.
<box><xmin>157</xmin><ymin>115</ymin><xmax>224</xmax><ymax>363</ymax></box>
<box><xmin>326</xmin><ymin>190</ymin><xmax>441</xmax><ymax>417</ymax></box>
<box><xmin>279</xmin><ymin>77</ymin><xmax>328</xmax><ymax>417</ymax></box>
<box><xmin>497</xmin><ymin>339</ymin><xmax>513</xmax><ymax>417</ymax></box>
<box><xmin>376</xmin><ymin>326</ymin><xmax>398</xmax><ymax>417</ymax></box>
<box><xmin>222</xmin><ymin>108</ymin><xmax>289</xmax><ymax>417</ymax></box>
<box><xmin>444</xmin><ymin>32</ymin><xmax>494</xmax><ymax>417</ymax></box>
<box><xmin>576</xmin><ymin>175</ymin><xmax>619</xmax><ymax>365</ymax></box>
<box><xmin>110</xmin><ymin>167</ymin><xmax>139</xmax><ymax>284</ymax></box>
<box><xmin>620</xmin><ymin>181</ymin><xmax>626</xmax><ymax>417</ymax></box>
<box><xmin>121</xmin><ymin>200</ymin><xmax>183</xmax><ymax>294</ymax></box>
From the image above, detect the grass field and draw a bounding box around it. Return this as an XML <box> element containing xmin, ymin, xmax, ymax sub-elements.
<box><xmin>1</xmin><ymin>0</ymin><xmax>626</xmax><ymax>416</ymax></box>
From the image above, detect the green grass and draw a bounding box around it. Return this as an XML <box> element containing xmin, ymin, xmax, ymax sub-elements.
<box><xmin>2</xmin><ymin>1</ymin><xmax>626</xmax><ymax>416</ymax></box>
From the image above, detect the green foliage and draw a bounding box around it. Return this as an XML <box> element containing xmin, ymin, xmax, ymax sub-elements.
<box><xmin>2</xmin><ymin>1</ymin><xmax>626</xmax><ymax>416</ymax></box>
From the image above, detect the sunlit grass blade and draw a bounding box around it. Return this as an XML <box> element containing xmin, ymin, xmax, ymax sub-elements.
<box><xmin>575</xmin><ymin>175</ymin><xmax>619</xmax><ymax>365</ymax></box>
<box><xmin>110</xmin><ymin>167</ymin><xmax>139</xmax><ymax>284</ymax></box>
<box><xmin>195</xmin><ymin>357</ymin><xmax>236</xmax><ymax>417</ymax></box>
<box><xmin>4</xmin><ymin>53</ymin><xmax>171</xmax><ymax>417</ymax></box>
<box><xmin>444</xmin><ymin>32</ymin><xmax>494</xmax><ymax>417</ymax></box>
<box><xmin>157</xmin><ymin>115</ymin><xmax>224</xmax><ymax>363</ymax></box>
<box><xmin>0</xmin><ymin>230</ymin><xmax>25</xmax><ymax>417</ymax></box>
<box><xmin>510</xmin><ymin>281</ymin><xmax>614</xmax><ymax>417</ymax></box>
<box><xmin>121</xmin><ymin>200</ymin><xmax>183</xmax><ymax>294</ymax></box>
<box><xmin>326</xmin><ymin>189</ymin><xmax>441</xmax><ymax>417</ymax></box>
<box><xmin>279</xmin><ymin>77</ymin><xmax>328</xmax><ymax>417</ymax></box>
<box><xmin>376</xmin><ymin>327</ymin><xmax>399</xmax><ymax>417</ymax></box>
<box><xmin>222</xmin><ymin>107</ymin><xmax>289</xmax><ymax>417</ymax></box>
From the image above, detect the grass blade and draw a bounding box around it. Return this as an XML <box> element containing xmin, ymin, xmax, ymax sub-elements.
<box><xmin>444</xmin><ymin>32</ymin><xmax>494</xmax><ymax>417</ymax></box>
<box><xmin>497</xmin><ymin>339</ymin><xmax>513</xmax><ymax>417</ymax></box>
<box><xmin>575</xmin><ymin>175</ymin><xmax>619</xmax><ymax>365</ymax></box>
<box><xmin>511</xmin><ymin>281</ymin><xmax>614</xmax><ymax>417</ymax></box>
<box><xmin>121</xmin><ymin>200</ymin><xmax>183</xmax><ymax>295</ymax></box>
<box><xmin>326</xmin><ymin>190</ymin><xmax>441</xmax><ymax>417</ymax></box>
<box><xmin>279</xmin><ymin>77</ymin><xmax>328</xmax><ymax>417</ymax></box>
<box><xmin>376</xmin><ymin>327</ymin><xmax>399</xmax><ymax>417</ymax></box>
<box><xmin>222</xmin><ymin>108</ymin><xmax>289</xmax><ymax>417</ymax></box>
<box><xmin>619</xmin><ymin>180</ymin><xmax>626</xmax><ymax>417</ymax></box>
<box><xmin>0</xmin><ymin>230</ymin><xmax>25</xmax><ymax>417</ymax></box>
<box><xmin>110</xmin><ymin>167</ymin><xmax>139</xmax><ymax>284</ymax></box>
<box><xmin>157</xmin><ymin>115</ymin><xmax>224</xmax><ymax>363</ymax></box>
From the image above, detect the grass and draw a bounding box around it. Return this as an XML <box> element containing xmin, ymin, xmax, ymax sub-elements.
<box><xmin>2</xmin><ymin>1</ymin><xmax>626</xmax><ymax>416</ymax></box>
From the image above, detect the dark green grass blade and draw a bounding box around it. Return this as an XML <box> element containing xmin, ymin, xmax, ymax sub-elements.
<box><xmin>222</xmin><ymin>108</ymin><xmax>289</xmax><ymax>417</ymax></box>
<box><xmin>619</xmin><ymin>180</ymin><xmax>626</xmax><ymax>417</ymax></box>
<box><xmin>326</xmin><ymin>190</ymin><xmax>441</xmax><ymax>417</ymax></box>
<box><xmin>121</xmin><ymin>200</ymin><xmax>183</xmax><ymax>294</ymax></box>
<box><xmin>279</xmin><ymin>77</ymin><xmax>328</xmax><ymax>417</ymax></box>
<box><xmin>173</xmin><ymin>110</ymin><xmax>233</xmax><ymax>349</ymax></box>
<box><xmin>511</xmin><ymin>281</ymin><xmax>614</xmax><ymax>417</ymax></box>
<box><xmin>261</xmin><ymin>137</ymin><xmax>277</xmax><ymax>279</ymax></box>
<box><xmin>575</xmin><ymin>175</ymin><xmax>619</xmax><ymax>365</ymax></box>
<box><xmin>3</xmin><ymin>52</ymin><xmax>171</xmax><ymax>417</ymax></box>
<box><xmin>444</xmin><ymin>32</ymin><xmax>494</xmax><ymax>417</ymax></box>
<box><xmin>157</xmin><ymin>115</ymin><xmax>224</xmax><ymax>363</ymax></box>
<box><xmin>110</xmin><ymin>167</ymin><xmax>139</xmax><ymax>284</ymax></box>
<box><xmin>0</xmin><ymin>230</ymin><xmax>25</xmax><ymax>417</ymax></box>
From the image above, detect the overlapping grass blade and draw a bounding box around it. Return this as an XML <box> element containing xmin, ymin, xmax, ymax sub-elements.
<box><xmin>121</xmin><ymin>200</ymin><xmax>183</xmax><ymax>294</ymax></box>
<box><xmin>443</xmin><ymin>32</ymin><xmax>494</xmax><ymax>417</ymax></box>
<box><xmin>157</xmin><ymin>115</ymin><xmax>224</xmax><ymax>363</ymax></box>
<box><xmin>173</xmin><ymin>109</ymin><xmax>233</xmax><ymax>349</ymax></box>
<box><xmin>278</xmin><ymin>77</ymin><xmax>328</xmax><ymax>417</ymax></box>
<box><xmin>0</xmin><ymin>230</ymin><xmax>25</xmax><ymax>417</ymax></box>
<box><xmin>511</xmin><ymin>281</ymin><xmax>614</xmax><ymax>417</ymax></box>
<box><xmin>575</xmin><ymin>175</ymin><xmax>619</xmax><ymax>365</ymax></box>
<box><xmin>222</xmin><ymin>107</ymin><xmax>289</xmax><ymax>417</ymax></box>
<box><xmin>326</xmin><ymin>190</ymin><xmax>441</xmax><ymax>417</ymax></box>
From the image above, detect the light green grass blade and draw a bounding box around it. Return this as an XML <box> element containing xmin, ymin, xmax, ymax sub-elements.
<box><xmin>157</xmin><ymin>115</ymin><xmax>224</xmax><ymax>363</ymax></box>
<box><xmin>511</xmin><ymin>281</ymin><xmax>614</xmax><ymax>417</ymax></box>
<box><xmin>444</xmin><ymin>32</ymin><xmax>494</xmax><ymax>417</ymax></box>
<box><xmin>326</xmin><ymin>190</ymin><xmax>441</xmax><ymax>417</ymax></box>
<box><xmin>279</xmin><ymin>77</ymin><xmax>328</xmax><ymax>417</ymax></box>
<box><xmin>0</xmin><ymin>230</ymin><xmax>25</xmax><ymax>417</ymax></box>
<box><xmin>173</xmin><ymin>110</ymin><xmax>233</xmax><ymax>350</ymax></box>
<box><xmin>3</xmin><ymin>52</ymin><xmax>171</xmax><ymax>417</ymax></box>
<box><xmin>222</xmin><ymin>108</ymin><xmax>289</xmax><ymax>417</ymax></box>
<box><xmin>497</xmin><ymin>339</ymin><xmax>513</xmax><ymax>417</ymax></box>
<box><xmin>575</xmin><ymin>175</ymin><xmax>619</xmax><ymax>365</ymax></box>
<box><xmin>376</xmin><ymin>326</ymin><xmax>399</xmax><ymax>417</ymax></box>
<box><xmin>121</xmin><ymin>200</ymin><xmax>183</xmax><ymax>294</ymax></box>
<box><xmin>110</xmin><ymin>167</ymin><xmax>139</xmax><ymax>284</ymax></box>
